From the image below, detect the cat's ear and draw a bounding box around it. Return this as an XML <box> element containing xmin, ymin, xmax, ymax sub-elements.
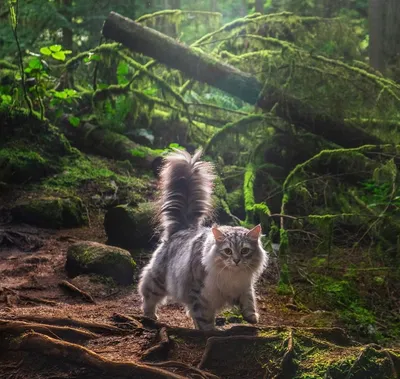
<box><xmin>212</xmin><ymin>227</ymin><xmax>225</xmax><ymax>242</ymax></box>
<box><xmin>246</xmin><ymin>224</ymin><xmax>261</xmax><ymax>240</ymax></box>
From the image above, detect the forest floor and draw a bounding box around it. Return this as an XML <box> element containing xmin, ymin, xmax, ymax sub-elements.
<box><xmin>1</xmin><ymin>217</ymin><xmax>400</xmax><ymax>378</ymax></box>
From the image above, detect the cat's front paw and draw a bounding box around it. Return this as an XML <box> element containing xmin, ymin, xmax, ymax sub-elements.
<box><xmin>243</xmin><ymin>312</ymin><xmax>259</xmax><ymax>324</ymax></box>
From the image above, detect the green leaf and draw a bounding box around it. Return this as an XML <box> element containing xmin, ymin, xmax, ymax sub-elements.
<box><xmin>1</xmin><ymin>95</ymin><xmax>12</xmax><ymax>104</ymax></box>
<box><xmin>50</xmin><ymin>45</ymin><xmax>62</xmax><ymax>52</ymax></box>
<box><xmin>24</xmin><ymin>67</ymin><xmax>32</xmax><ymax>73</ymax></box>
<box><xmin>53</xmin><ymin>91</ymin><xmax>68</xmax><ymax>99</ymax></box>
<box><xmin>29</xmin><ymin>57</ymin><xmax>42</xmax><ymax>69</ymax></box>
<box><xmin>63</xmin><ymin>50</ymin><xmax>72</xmax><ymax>55</ymax></box>
<box><xmin>52</xmin><ymin>51</ymin><xmax>66</xmax><ymax>61</ymax></box>
<box><xmin>65</xmin><ymin>89</ymin><xmax>78</xmax><ymax>97</ymax></box>
<box><xmin>69</xmin><ymin>116</ymin><xmax>80</xmax><ymax>127</ymax></box>
<box><xmin>40</xmin><ymin>47</ymin><xmax>52</xmax><ymax>56</ymax></box>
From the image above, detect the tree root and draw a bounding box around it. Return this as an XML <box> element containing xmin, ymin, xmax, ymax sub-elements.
<box><xmin>10</xmin><ymin>331</ymin><xmax>190</xmax><ymax>378</ymax></box>
<box><xmin>13</xmin><ymin>315</ymin><xmax>127</xmax><ymax>335</ymax></box>
<box><xmin>141</xmin><ymin>327</ymin><xmax>171</xmax><ymax>362</ymax></box>
<box><xmin>0</xmin><ymin>319</ymin><xmax>98</xmax><ymax>343</ymax></box>
<box><xmin>0</xmin><ymin>286</ymin><xmax>57</xmax><ymax>306</ymax></box>
<box><xmin>112</xmin><ymin>312</ymin><xmax>144</xmax><ymax>329</ymax></box>
<box><xmin>148</xmin><ymin>361</ymin><xmax>220</xmax><ymax>379</ymax></box>
<box><xmin>59</xmin><ymin>280</ymin><xmax>96</xmax><ymax>304</ymax></box>
<box><xmin>126</xmin><ymin>313</ymin><xmax>259</xmax><ymax>338</ymax></box>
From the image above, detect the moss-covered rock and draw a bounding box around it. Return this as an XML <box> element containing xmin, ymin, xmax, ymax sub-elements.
<box><xmin>0</xmin><ymin>148</ymin><xmax>53</xmax><ymax>184</ymax></box>
<box><xmin>65</xmin><ymin>241</ymin><xmax>136</xmax><ymax>285</ymax></box>
<box><xmin>104</xmin><ymin>202</ymin><xmax>156</xmax><ymax>249</ymax></box>
<box><xmin>11</xmin><ymin>196</ymin><xmax>87</xmax><ymax>228</ymax></box>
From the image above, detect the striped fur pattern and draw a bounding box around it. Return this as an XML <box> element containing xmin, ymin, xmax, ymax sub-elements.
<box><xmin>138</xmin><ymin>149</ymin><xmax>268</xmax><ymax>330</ymax></box>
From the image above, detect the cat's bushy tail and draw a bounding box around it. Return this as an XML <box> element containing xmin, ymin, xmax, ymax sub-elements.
<box><xmin>157</xmin><ymin>149</ymin><xmax>215</xmax><ymax>240</ymax></box>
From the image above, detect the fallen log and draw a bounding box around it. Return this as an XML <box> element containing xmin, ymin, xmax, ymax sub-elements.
<box><xmin>60</xmin><ymin>119</ymin><xmax>160</xmax><ymax>171</ymax></box>
<box><xmin>102</xmin><ymin>12</ymin><xmax>384</xmax><ymax>148</ymax></box>
<box><xmin>103</xmin><ymin>12</ymin><xmax>261</xmax><ymax>104</ymax></box>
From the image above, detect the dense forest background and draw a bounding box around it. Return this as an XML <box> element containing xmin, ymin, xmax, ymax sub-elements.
<box><xmin>1</xmin><ymin>0</ymin><xmax>400</xmax><ymax>377</ymax></box>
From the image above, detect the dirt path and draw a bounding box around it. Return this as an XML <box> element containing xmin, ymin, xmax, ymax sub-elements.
<box><xmin>1</xmin><ymin>222</ymin><xmax>399</xmax><ymax>378</ymax></box>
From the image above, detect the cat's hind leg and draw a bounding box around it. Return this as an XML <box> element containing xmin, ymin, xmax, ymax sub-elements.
<box><xmin>138</xmin><ymin>268</ymin><xmax>166</xmax><ymax>320</ymax></box>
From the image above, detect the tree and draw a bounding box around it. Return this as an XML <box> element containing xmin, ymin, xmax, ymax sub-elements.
<box><xmin>368</xmin><ymin>0</ymin><xmax>400</xmax><ymax>76</ymax></box>
<box><xmin>255</xmin><ymin>0</ymin><xmax>264</xmax><ymax>13</ymax></box>
<box><xmin>368</xmin><ymin>0</ymin><xmax>385</xmax><ymax>72</ymax></box>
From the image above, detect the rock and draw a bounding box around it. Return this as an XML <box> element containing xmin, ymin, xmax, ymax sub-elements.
<box><xmin>104</xmin><ymin>202</ymin><xmax>156</xmax><ymax>250</ymax></box>
<box><xmin>65</xmin><ymin>241</ymin><xmax>136</xmax><ymax>285</ymax></box>
<box><xmin>12</xmin><ymin>196</ymin><xmax>87</xmax><ymax>229</ymax></box>
<box><xmin>0</xmin><ymin>148</ymin><xmax>53</xmax><ymax>184</ymax></box>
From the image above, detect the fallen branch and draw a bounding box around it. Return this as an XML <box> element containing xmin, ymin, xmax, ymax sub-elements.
<box><xmin>59</xmin><ymin>280</ymin><xmax>96</xmax><ymax>304</ymax></box>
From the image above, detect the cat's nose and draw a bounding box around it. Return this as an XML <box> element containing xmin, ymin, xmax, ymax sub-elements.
<box><xmin>233</xmin><ymin>258</ymin><xmax>240</xmax><ymax>265</ymax></box>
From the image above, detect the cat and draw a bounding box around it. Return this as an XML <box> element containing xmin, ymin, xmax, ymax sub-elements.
<box><xmin>138</xmin><ymin>149</ymin><xmax>268</xmax><ymax>330</ymax></box>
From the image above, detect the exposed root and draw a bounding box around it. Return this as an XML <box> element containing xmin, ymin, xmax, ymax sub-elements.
<box><xmin>296</xmin><ymin>326</ymin><xmax>352</xmax><ymax>346</ymax></box>
<box><xmin>112</xmin><ymin>312</ymin><xmax>144</xmax><ymax>329</ymax></box>
<box><xmin>148</xmin><ymin>361</ymin><xmax>220</xmax><ymax>379</ymax></box>
<box><xmin>13</xmin><ymin>315</ymin><xmax>127</xmax><ymax>335</ymax></box>
<box><xmin>0</xmin><ymin>286</ymin><xmax>57</xmax><ymax>306</ymax></box>
<box><xmin>0</xmin><ymin>227</ymin><xmax>43</xmax><ymax>252</ymax></box>
<box><xmin>11</xmin><ymin>331</ymin><xmax>186</xmax><ymax>378</ymax></box>
<box><xmin>142</xmin><ymin>327</ymin><xmax>171</xmax><ymax>362</ymax></box>
<box><xmin>59</xmin><ymin>280</ymin><xmax>96</xmax><ymax>304</ymax></box>
<box><xmin>0</xmin><ymin>319</ymin><xmax>98</xmax><ymax>343</ymax></box>
<box><xmin>198</xmin><ymin>334</ymin><xmax>282</xmax><ymax>374</ymax></box>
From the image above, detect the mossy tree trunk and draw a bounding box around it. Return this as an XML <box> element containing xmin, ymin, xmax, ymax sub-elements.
<box><xmin>102</xmin><ymin>12</ymin><xmax>262</xmax><ymax>104</ymax></box>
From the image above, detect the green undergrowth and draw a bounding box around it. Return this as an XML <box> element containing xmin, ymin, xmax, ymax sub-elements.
<box><xmin>284</xmin><ymin>247</ymin><xmax>400</xmax><ymax>345</ymax></box>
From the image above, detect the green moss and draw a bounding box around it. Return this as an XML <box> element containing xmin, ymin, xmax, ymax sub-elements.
<box><xmin>0</xmin><ymin>148</ymin><xmax>52</xmax><ymax>184</ymax></box>
<box><xmin>12</xmin><ymin>196</ymin><xmax>87</xmax><ymax>228</ymax></box>
<box><xmin>39</xmin><ymin>155</ymin><xmax>151</xmax><ymax>204</ymax></box>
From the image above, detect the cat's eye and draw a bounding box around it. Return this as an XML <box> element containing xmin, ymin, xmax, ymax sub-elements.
<box><xmin>223</xmin><ymin>248</ymin><xmax>232</xmax><ymax>255</ymax></box>
<box><xmin>241</xmin><ymin>248</ymin><xmax>250</xmax><ymax>255</ymax></box>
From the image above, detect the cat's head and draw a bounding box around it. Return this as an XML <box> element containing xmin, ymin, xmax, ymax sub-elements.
<box><xmin>210</xmin><ymin>224</ymin><xmax>266</xmax><ymax>272</ymax></box>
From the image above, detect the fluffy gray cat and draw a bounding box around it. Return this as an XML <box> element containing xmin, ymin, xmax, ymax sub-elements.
<box><xmin>138</xmin><ymin>149</ymin><xmax>268</xmax><ymax>330</ymax></box>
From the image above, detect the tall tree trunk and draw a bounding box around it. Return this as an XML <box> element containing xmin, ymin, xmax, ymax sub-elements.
<box><xmin>170</xmin><ymin>0</ymin><xmax>180</xmax><ymax>8</ymax></box>
<box><xmin>210</xmin><ymin>0</ymin><xmax>218</xmax><ymax>12</ymax></box>
<box><xmin>368</xmin><ymin>0</ymin><xmax>385</xmax><ymax>73</ymax></box>
<box><xmin>383</xmin><ymin>0</ymin><xmax>400</xmax><ymax>69</ymax></box>
<box><xmin>240</xmin><ymin>0</ymin><xmax>247</xmax><ymax>16</ymax></box>
<box><xmin>60</xmin><ymin>0</ymin><xmax>73</xmax><ymax>51</ymax></box>
<box><xmin>255</xmin><ymin>0</ymin><xmax>264</xmax><ymax>14</ymax></box>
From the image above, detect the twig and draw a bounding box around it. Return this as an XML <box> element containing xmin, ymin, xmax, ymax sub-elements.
<box><xmin>59</xmin><ymin>280</ymin><xmax>96</xmax><ymax>303</ymax></box>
